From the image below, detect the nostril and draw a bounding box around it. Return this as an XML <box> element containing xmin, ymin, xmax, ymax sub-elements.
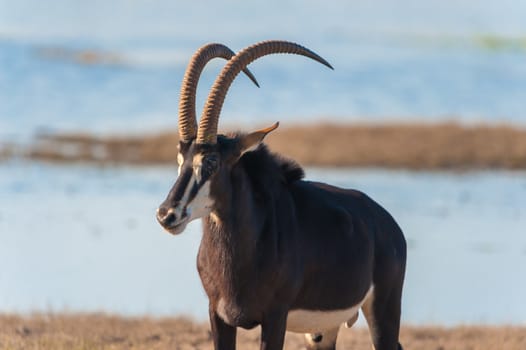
<box><xmin>156</xmin><ymin>207</ymin><xmax>177</xmax><ymax>226</ymax></box>
<box><xmin>162</xmin><ymin>212</ymin><xmax>176</xmax><ymax>226</ymax></box>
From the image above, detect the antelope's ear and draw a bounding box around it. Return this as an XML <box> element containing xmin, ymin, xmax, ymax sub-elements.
<box><xmin>239</xmin><ymin>122</ymin><xmax>279</xmax><ymax>155</ymax></box>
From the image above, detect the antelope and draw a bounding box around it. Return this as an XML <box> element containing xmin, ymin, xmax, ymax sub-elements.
<box><xmin>157</xmin><ymin>40</ymin><xmax>406</xmax><ymax>350</ymax></box>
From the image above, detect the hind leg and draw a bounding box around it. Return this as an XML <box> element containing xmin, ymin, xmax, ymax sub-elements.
<box><xmin>362</xmin><ymin>283</ymin><xmax>404</xmax><ymax>350</ymax></box>
<box><xmin>303</xmin><ymin>327</ymin><xmax>339</xmax><ymax>350</ymax></box>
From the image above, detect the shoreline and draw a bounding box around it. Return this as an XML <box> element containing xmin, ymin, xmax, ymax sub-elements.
<box><xmin>2</xmin><ymin>122</ymin><xmax>526</xmax><ymax>170</ymax></box>
<box><xmin>1</xmin><ymin>313</ymin><xmax>525</xmax><ymax>349</ymax></box>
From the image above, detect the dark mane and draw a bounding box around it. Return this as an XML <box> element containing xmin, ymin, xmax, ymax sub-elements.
<box><xmin>239</xmin><ymin>143</ymin><xmax>304</xmax><ymax>191</ymax></box>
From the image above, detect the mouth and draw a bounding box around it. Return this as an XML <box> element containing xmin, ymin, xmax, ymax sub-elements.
<box><xmin>162</xmin><ymin>215</ymin><xmax>189</xmax><ymax>235</ymax></box>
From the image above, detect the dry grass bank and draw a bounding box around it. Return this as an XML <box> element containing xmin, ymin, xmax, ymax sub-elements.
<box><xmin>0</xmin><ymin>313</ymin><xmax>525</xmax><ymax>350</ymax></box>
<box><xmin>10</xmin><ymin>122</ymin><xmax>526</xmax><ymax>169</ymax></box>
<box><xmin>36</xmin><ymin>47</ymin><xmax>123</xmax><ymax>66</ymax></box>
<box><xmin>0</xmin><ymin>145</ymin><xmax>13</xmax><ymax>162</ymax></box>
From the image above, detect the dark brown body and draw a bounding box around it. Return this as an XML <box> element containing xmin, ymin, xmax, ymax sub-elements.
<box><xmin>196</xmin><ymin>144</ymin><xmax>406</xmax><ymax>350</ymax></box>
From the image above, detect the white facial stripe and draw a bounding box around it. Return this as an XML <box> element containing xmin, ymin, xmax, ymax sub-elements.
<box><xmin>192</xmin><ymin>154</ymin><xmax>204</xmax><ymax>179</ymax></box>
<box><xmin>174</xmin><ymin>171</ymin><xmax>196</xmax><ymax>218</ymax></box>
<box><xmin>169</xmin><ymin>153</ymin><xmax>214</xmax><ymax>228</ymax></box>
<box><xmin>182</xmin><ymin>173</ymin><xmax>194</xmax><ymax>202</ymax></box>
<box><xmin>173</xmin><ymin>173</ymin><xmax>213</xmax><ymax>224</ymax></box>
<box><xmin>177</xmin><ymin>153</ymin><xmax>184</xmax><ymax>175</ymax></box>
<box><xmin>192</xmin><ymin>154</ymin><xmax>204</xmax><ymax>167</ymax></box>
<box><xmin>187</xmin><ymin>181</ymin><xmax>213</xmax><ymax>221</ymax></box>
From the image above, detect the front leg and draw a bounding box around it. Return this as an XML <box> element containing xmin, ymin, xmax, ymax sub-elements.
<box><xmin>260</xmin><ymin>306</ymin><xmax>288</xmax><ymax>350</ymax></box>
<box><xmin>210</xmin><ymin>305</ymin><xmax>237</xmax><ymax>350</ymax></box>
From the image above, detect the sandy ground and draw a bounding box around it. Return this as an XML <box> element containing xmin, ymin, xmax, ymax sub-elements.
<box><xmin>0</xmin><ymin>313</ymin><xmax>525</xmax><ymax>350</ymax></box>
<box><xmin>4</xmin><ymin>122</ymin><xmax>526</xmax><ymax>170</ymax></box>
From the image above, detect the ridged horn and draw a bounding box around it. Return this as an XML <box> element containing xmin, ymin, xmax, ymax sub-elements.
<box><xmin>196</xmin><ymin>40</ymin><xmax>333</xmax><ymax>144</ymax></box>
<box><xmin>178</xmin><ymin>43</ymin><xmax>259</xmax><ymax>143</ymax></box>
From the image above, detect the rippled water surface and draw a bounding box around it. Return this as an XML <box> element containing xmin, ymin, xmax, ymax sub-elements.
<box><xmin>1</xmin><ymin>162</ymin><xmax>525</xmax><ymax>325</ymax></box>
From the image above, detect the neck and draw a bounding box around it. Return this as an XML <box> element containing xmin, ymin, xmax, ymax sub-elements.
<box><xmin>200</xmin><ymin>165</ymin><xmax>268</xmax><ymax>280</ymax></box>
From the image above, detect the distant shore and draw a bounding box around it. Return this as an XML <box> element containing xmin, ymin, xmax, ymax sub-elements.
<box><xmin>3</xmin><ymin>122</ymin><xmax>526</xmax><ymax>170</ymax></box>
<box><xmin>1</xmin><ymin>313</ymin><xmax>525</xmax><ymax>350</ymax></box>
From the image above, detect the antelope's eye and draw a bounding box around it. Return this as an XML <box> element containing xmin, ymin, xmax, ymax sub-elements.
<box><xmin>194</xmin><ymin>154</ymin><xmax>219</xmax><ymax>182</ymax></box>
<box><xmin>202</xmin><ymin>155</ymin><xmax>219</xmax><ymax>176</ymax></box>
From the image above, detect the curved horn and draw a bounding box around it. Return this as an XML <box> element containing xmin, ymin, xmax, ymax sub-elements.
<box><xmin>178</xmin><ymin>43</ymin><xmax>259</xmax><ymax>143</ymax></box>
<box><xmin>196</xmin><ymin>40</ymin><xmax>333</xmax><ymax>144</ymax></box>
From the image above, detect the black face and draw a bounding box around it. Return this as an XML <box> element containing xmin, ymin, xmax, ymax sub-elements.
<box><xmin>156</xmin><ymin>137</ymin><xmax>236</xmax><ymax>235</ymax></box>
<box><xmin>156</xmin><ymin>125</ymin><xmax>277</xmax><ymax>235</ymax></box>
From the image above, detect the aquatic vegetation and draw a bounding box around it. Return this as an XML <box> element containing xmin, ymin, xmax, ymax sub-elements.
<box><xmin>475</xmin><ymin>35</ymin><xmax>526</xmax><ymax>52</ymax></box>
<box><xmin>35</xmin><ymin>47</ymin><xmax>124</xmax><ymax>66</ymax></box>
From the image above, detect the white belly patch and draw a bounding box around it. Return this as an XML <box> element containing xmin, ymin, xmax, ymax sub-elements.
<box><xmin>286</xmin><ymin>286</ymin><xmax>374</xmax><ymax>333</ymax></box>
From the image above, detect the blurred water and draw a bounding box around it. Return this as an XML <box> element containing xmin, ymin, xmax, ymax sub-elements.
<box><xmin>1</xmin><ymin>161</ymin><xmax>525</xmax><ymax>325</ymax></box>
<box><xmin>1</xmin><ymin>0</ymin><xmax>526</xmax><ymax>142</ymax></box>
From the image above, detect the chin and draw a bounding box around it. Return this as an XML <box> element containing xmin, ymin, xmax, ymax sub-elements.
<box><xmin>164</xmin><ymin>221</ymin><xmax>189</xmax><ymax>236</ymax></box>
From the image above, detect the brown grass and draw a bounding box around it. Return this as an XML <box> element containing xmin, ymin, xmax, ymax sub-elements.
<box><xmin>0</xmin><ymin>144</ymin><xmax>13</xmax><ymax>162</ymax></box>
<box><xmin>9</xmin><ymin>122</ymin><xmax>526</xmax><ymax>169</ymax></box>
<box><xmin>0</xmin><ymin>313</ymin><xmax>524</xmax><ymax>350</ymax></box>
<box><xmin>271</xmin><ymin>122</ymin><xmax>526</xmax><ymax>169</ymax></box>
<box><xmin>36</xmin><ymin>47</ymin><xmax>123</xmax><ymax>66</ymax></box>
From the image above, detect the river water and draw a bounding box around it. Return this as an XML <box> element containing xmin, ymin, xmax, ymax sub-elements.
<box><xmin>1</xmin><ymin>162</ymin><xmax>525</xmax><ymax>325</ymax></box>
